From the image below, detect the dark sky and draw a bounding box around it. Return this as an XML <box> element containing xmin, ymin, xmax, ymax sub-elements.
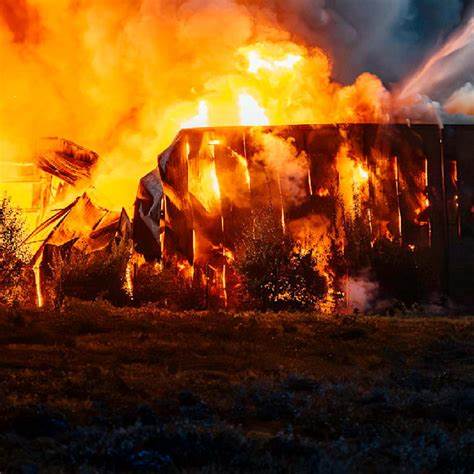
<box><xmin>274</xmin><ymin>0</ymin><xmax>473</xmax><ymax>84</ymax></box>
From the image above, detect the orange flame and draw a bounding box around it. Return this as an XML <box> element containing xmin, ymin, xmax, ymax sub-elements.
<box><xmin>33</xmin><ymin>264</ymin><xmax>43</xmax><ymax>308</ymax></box>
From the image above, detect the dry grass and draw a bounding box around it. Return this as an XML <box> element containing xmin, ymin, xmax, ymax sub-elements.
<box><xmin>0</xmin><ymin>301</ymin><xmax>472</xmax><ymax>472</ymax></box>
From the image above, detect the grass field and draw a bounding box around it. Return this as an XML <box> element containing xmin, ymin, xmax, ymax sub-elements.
<box><xmin>0</xmin><ymin>301</ymin><xmax>472</xmax><ymax>472</ymax></box>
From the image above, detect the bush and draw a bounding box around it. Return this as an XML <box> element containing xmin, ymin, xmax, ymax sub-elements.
<box><xmin>57</xmin><ymin>240</ymin><xmax>132</xmax><ymax>306</ymax></box>
<box><xmin>133</xmin><ymin>262</ymin><xmax>206</xmax><ymax>310</ymax></box>
<box><xmin>235</xmin><ymin>209</ymin><xmax>327</xmax><ymax>311</ymax></box>
<box><xmin>0</xmin><ymin>195</ymin><xmax>30</xmax><ymax>305</ymax></box>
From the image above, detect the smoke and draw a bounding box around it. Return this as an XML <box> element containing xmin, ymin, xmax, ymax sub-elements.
<box><xmin>254</xmin><ymin>133</ymin><xmax>309</xmax><ymax>207</ymax></box>
<box><xmin>258</xmin><ymin>0</ymin><xmax>474</xmax><ymax>117</ymax></box>
<box><xmin>0</xmin><ymin>0</ymin><xmax>260</xmax><ymax>209</ymax></box>
<box><xmin>445</xmin><ymin>82</ymin><xmax>474</xmax><ymax>115</ymax></box>
<box><xmin>346</xmin><ymin>271</ymin><xmax>379</xmax><ymax>312</ymax></box>
<box><xmin>0</xmin><ymin>0</ymin><xmax>392</xmax><ymax>212</ymax></box>
<box><xmin>255</xmin><ymin>0</ymin><xmax>471</xmax><ymax>83</ymax></box>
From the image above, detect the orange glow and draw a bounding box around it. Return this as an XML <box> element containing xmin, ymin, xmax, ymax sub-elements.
<box><xmin>177</xmin><ymin>260</ymin><xmax>194</xmax><ymax>280</ymax></box>
<box><xmin>210</xmin><ymin>161</ymin><xmax>221</xmax><ymax>201</ymax></box>
<box><xmin>232</xmin><ymin>151</ymin><xmax>251</xmax><ymax>189</ymax></box>
<box><xmin>124</xmin><ymin>259</ymin><xmax>134</xmax><ymax>298</ymax></box>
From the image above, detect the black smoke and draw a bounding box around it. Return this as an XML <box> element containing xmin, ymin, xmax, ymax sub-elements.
<box><xmin>265</xmin><ymin>0</ymin><xmax>472</xmax><ymax>84</ymax></box>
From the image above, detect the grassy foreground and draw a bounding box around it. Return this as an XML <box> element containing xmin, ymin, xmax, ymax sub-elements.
<box><xmin>0</xmin><ymin>301</ymin><xmax>472</xmax><ymax>472</ymax></box>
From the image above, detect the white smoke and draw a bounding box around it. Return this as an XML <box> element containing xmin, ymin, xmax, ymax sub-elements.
<box><xmin>445</xmin><ymin>82</ymin><xmax>474</xmax><ymax>115</ymax></box>
<box><xmin>346</xmin><ymin>271</ymin><xmax>379</xmax><ymax>312</ymax></box>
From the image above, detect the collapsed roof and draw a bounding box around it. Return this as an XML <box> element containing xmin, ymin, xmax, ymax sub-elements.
<box><xmin>27</xmin><ymin>192</ymin><xmax>131</xmax><ymax>267</ymax></box>
<box><xmin>35</xmin><ymin>137</ymin><xmax>99</xmax><ymax>185</ymax></box>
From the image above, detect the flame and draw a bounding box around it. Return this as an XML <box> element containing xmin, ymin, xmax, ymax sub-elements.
<box><xmin>238</xmin><ymin>93</ymin><xmax>269</xmax><ymax>126</ymax></box>
<box><xmin>356</xmin><ymin>164</ymin><xmax>369</xmax><ymax>183</ymax></box>
<box><xmin>181</xmin><ymin>101</ymin><xmax>209</xmax><ymax>129</ymax></box>
<box><xmin>233</xmin><ymin>150</ymin><xmax>251</xmax><ymax>189</ymax></box>
<box><xmin>210</xmin><ymin>160</ymin><xmax>221</xmax><ymax>201</ymax></box>
<box><xmin>124</xmin><ymin>259</ymin><xmax>134</xmax><ymax>298</ymax></box>
<box><xmin>33</xmin><ymin>264</ymin><xmax>43</xmax><ymax>308</ymax></box>
<box><xmin>0</xmin><ymin>0</ymin><xmax>389</xmax><ymax>214</ymax></box>
<box><xmin>177</xmin><ymin>259</ymin><xmax>194</xmax><ymax>280</ymax></box>
<box><xmin>247</xmin><ymin>50</ymin><xmax>302</xmax><ymax>73</ymax></box>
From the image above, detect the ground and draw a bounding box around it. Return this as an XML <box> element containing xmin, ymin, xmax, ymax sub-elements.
<box><xmin>0</xmin><ymin>301</ymin><xmax>472</xmax><ymax>472</ymax></box>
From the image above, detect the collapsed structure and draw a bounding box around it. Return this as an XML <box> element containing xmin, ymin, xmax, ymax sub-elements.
<box><xmin>15</xmin><ymin>140</ymin><xmax>131</xmax><ymax>308</ymax></box>
<box><xmin>0</xmin><ymin>138</ymin><xmax>99</xmax><ymax>231</ymax></box>
<box><xmin>28</xmin><ymin>193</ymin><xmax>132</xmax><ymax>307</ymax></box>
<box><xmin>135</xmin><ymin>124</ymin><xmax>474</xmax><ymax>308</ymax></box>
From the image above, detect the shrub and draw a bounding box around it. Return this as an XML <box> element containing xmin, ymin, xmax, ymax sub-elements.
<box><xmin>0</xmin><ymin>195</ymin><xmax>30</xmax><ymax>305</ymax></box>
<box><xmin>133</xmin><ymin>261</ymin><xmax>206</xmax><ymax>310</ymax></box>
<box><xmin>56</xmin><ymin>239</ymin><xmax>132</xmax><ymax>307</ymax></box>
<box><xmin>235</xmin><ymin>209</ymin><xmax>327</xmax><ymax>311</ymax></box>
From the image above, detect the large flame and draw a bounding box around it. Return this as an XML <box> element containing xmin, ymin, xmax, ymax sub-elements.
<box><xmin>238</xmin><ymin>93</ymin><xmax>269</xmax><ymax>126</ymax></box>
<box><xmin>0</xmin><ymin>1</ymin><xmax>390</xmax><ymax>215</ymax></box>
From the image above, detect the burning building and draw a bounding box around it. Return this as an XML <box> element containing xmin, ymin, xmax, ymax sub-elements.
<box><xmin>0</xmin><ymin>0</ymin><xmax>472</xmax><ymax>309</ymax></box>
<box><xmin>135</xmin><ymin>123</ymin><xmax>474</xmax><ymax>309</ymax></box>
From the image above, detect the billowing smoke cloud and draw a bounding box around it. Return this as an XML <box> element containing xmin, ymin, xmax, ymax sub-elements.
<box><xmin>0</xmin><ymin>0</ymin><xmax>263</xmax><ymax>209</ymax></box>
<box><xmin>254</xmin><ymin>0</ymin><xmax>473</xmax><ymax>117</ymax></box>
<box><xmin>264</xmin><ymin>0</ymin><xmax>471</xmax><ymax>84</ymax></box>
<box><xmin>445</xmin><ymin>82</ymin><xmax>474</xmax><ymax>114</ymax></box>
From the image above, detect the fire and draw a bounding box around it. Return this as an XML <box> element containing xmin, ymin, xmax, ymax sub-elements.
<box><xmin>178</xmin><ymin>41</ymin><xmax>386</xmax><ymax>138</ymax></box>
<box><xmin>247</xmin><ymin>50</ymin><xmax>302</xmax><ymax>74</ymax></box>
<box><xmin>0</xmin><ymin>0</ymin><xmax>390</xmax><ymax>216</ymax></box>
<box><xmin>33</xmin><ymin>264</ymin><xmax>43</xmax><ymax>308</ymax></box>
<box><xmin>356</xmin><ymin>164</ymin><xmax>369</xmax><ymax>183</ymax></box>
<box><xmin>238</xmin><ymin>93</ymin><xmax>269</xmax><ymax>126</ymax></box>
<box><xmin>181</xmin><ymin>101</ymin><xmax>209</xmax><ymax>129</ymax></box>
<box><xmin>210</xmin><ymin>160</ymin><xmax>221</xmax><ymax>200</ymax></box>
<box><xmin>232</xmin><ymin>150</ymin><xmax>251</xmax><ymax>189</ymax></box>
<box><xmin>124</xmin><ymin>259</ymin><xmax>134</xmax><ymax>298</ymax></box>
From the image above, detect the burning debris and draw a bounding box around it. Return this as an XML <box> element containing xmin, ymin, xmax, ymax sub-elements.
<box><xmin>35</xmin><ymin>137</ymin><xmax>98</xmax><ymax>186</ymax></box>
<box><xmin>0</xmin><ymin>138</ymin><xmax>99</xmax><ymax>231</ymax></box>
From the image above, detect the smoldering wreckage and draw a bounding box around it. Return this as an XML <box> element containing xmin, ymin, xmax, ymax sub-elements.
<box><xmin>13</xmin><ymin>122</ymin><xmax>474</xmax><ymax>312</ymax></box>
